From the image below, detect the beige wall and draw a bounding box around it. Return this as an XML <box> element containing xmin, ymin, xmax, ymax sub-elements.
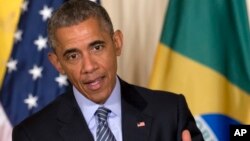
<box><xmin>247</xmin><ymin>0</ymin><xmax>250</xmax><ymax>25</ymax></box>
<box><xmin>102</xmin><ymin>0</ymin><xmax>169</xmax><ymax>87</ymax></box>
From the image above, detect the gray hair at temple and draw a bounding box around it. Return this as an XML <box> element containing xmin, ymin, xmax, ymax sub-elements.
<box><xmin>47</xmin><ymin>0</ymin><xmax>114</xmax><ymax>50</ymax></box>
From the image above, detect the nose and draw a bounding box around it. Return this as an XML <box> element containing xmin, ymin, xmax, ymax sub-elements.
<box><xmin>81</xmin><ymin>54</ymin><xmax>98</xmax><ymax>74</ymax></box>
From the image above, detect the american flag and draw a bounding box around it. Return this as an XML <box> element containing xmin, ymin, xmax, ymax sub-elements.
<box><xmin>137</xmin><ymin>121</ymin><xmax>146</xmax><ymax>127</ymax></box>
<box><xmin>0</xmin><ymin>0</ymin><xmax>68</xmax><ymax>141</ymax></box>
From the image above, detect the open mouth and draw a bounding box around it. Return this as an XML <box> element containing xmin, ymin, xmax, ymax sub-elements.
<box><xmin>84</xmin><ymin>76</ymin><xmax>105</xmax><ymax>91</ymax></box>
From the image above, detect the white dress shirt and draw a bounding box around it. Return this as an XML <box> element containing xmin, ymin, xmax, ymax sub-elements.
<box><xmin>73</xmin><ymin>77</ymin><xmax>122</xmax><ymax>141</ymax></box>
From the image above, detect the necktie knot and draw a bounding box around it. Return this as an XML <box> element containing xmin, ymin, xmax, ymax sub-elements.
<box><xmin>95</xmin><ymin>106</ymin><xmax>111</xmax><ymax>123</ymax></box>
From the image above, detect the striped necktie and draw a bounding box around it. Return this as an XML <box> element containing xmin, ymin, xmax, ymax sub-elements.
<box><xmin>95</xmin><ymin>107</ymin><xmax>116</xmax><ymax>141</ymax></box>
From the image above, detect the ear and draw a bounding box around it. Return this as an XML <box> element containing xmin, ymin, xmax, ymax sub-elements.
<box><xmin>113</xmin><ymin>30</ymin><xmax>123</xmax><ymax>56</ymax></box>
<box><xmin>48</xmin><ymin>52</ymin><xmax>65</xmax><ymax>74</ymax></box>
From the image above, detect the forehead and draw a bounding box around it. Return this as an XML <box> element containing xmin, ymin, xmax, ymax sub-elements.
<box><xmin>56</xmin><ymin>18</ymin><xmax>103</xmax><ymax>36</ymax></box>
<box><xmin>53</xmin><ymin>18</ymin><xmax>111</xmax><ymax>51</ymax></box>
<box><xmin>56</xmin><ymin>18</ymin><xmax>103</xmax><ymax>39</ymax></box>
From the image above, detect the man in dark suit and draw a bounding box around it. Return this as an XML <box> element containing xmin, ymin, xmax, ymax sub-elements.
<box><xmin>13</xmin><ymin>0</ymin><xmax>204</xmax><ymax>141</ymax></box>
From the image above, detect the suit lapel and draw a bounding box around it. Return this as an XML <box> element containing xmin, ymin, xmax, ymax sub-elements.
<box><xmin>120</xmin><ymin>80</ymin><xmax>153</xmax><ymax>141</ymax></box>
<box><xmin>55</xmin><ymin>80</ymin><xmax>153</xmax><ymax>141</ymax></box>
<box><xmin>57</xmin><ymin>91</ymin><xmax>94</xmax><ymax>141</ymax></box>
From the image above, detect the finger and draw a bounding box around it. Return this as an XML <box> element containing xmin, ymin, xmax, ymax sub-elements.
<box><xmin>182</xmin><ymin>129</ymin><xmax>192</xmax><ymax>141</ymax></box>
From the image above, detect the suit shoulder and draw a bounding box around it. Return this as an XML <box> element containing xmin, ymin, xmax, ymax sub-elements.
<box><xmin>130</xmin><ymin>84</ymin><xmax>190</xmax><ymax>112</ymax></box>
<box><xmin>133</xmin><ymin>84</ymin><xmax>183</xmax><ymax>100</ymax></box>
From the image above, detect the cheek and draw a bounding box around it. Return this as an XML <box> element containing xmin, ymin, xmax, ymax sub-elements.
<box><xmin>62</xmin><ymin>64</ymin><xmax>81</xmax><ymax>79</ymax></box>
<box><xmin>65</xmin><ymin>70</ymin><xmax>81</xmax><ymax>86</ymax></box>
<box><xmin>104</xmin><ymin>55</ymin><xmax>117</xmax><ymax>73</ymax></box>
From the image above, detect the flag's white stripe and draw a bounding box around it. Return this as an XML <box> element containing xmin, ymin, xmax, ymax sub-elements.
<box><xmin>195</xmin><ymin>116</ymin><xmax>218</xmax><ymax>141</ymax></box>
<box><xmin>0</xmin><ymin>103</ymin><xmax>12</xmax><ymax>141</ymax></box>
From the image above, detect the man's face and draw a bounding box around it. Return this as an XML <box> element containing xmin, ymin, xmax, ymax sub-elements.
<box><xmin>48</xmin><ymin>18</ymin><xmax>123</xmax><ymax>104</ymax></box>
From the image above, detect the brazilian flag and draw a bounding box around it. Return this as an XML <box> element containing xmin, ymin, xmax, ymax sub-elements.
<box><xmin>149</xmin><ymin>0</ymin><xmax>250</xmax><ymax>140</ymax></box>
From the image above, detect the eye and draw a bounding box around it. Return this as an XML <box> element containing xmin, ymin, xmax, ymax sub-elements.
<box><xmin>93</xmin><ymin>44</ymin><xmax>104</xmax><ymax>51</ymax></box>
<box><xmin>66</xmin><ymin>52</ymin><xmax>80</xmax><ymax>60</ymax></box>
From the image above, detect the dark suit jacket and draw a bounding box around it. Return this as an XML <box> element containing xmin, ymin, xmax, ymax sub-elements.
<box><xmin>13</xmin><ymin>80</ymin><xmax>204</xmax><ymax>141</ymax></box>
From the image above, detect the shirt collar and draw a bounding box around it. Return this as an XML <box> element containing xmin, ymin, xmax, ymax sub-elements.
<box><xmin>73</xmin><ymin>76</ymin><xmax>121</xmax><ymax>124</ymax></box>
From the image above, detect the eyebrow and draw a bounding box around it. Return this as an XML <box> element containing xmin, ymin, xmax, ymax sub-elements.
<box><xmin>89</xmin><ymin>40</ymin><xmax>105</xmax><ymax>47</ymax></box>
<box><xmin>63</xmin><ymin>48</ymin><xmax>78</xmax><ymax>57</ymax></box>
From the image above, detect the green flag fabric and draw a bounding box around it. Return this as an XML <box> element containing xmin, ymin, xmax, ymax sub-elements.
<box><xmin>150</xmin><ymin>0</ymin><xmax>250</xmax><ymax>140</ymax></box>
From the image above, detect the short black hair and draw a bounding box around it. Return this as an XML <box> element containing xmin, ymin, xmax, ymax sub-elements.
<box><xmin>48</xmin><ymin>0</ymin><xmax>114</xmax><ymax>49</ymax></box>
